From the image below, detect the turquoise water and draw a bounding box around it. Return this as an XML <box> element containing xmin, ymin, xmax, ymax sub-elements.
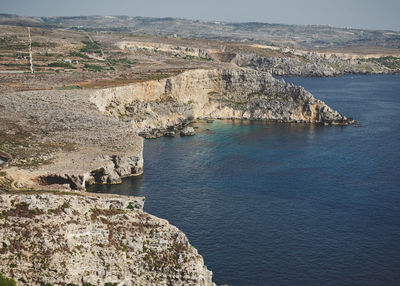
<box><xmin>90</xmin><ymin>75</ymin><xmax>400</xmax><ymax>285</ymax></box>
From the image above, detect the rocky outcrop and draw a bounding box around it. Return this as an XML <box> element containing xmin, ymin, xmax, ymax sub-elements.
<box><xmin>0</xmin><ymin>151</ymin><xmax>11</xmax><ymax>169</ymax></box>
<box><xmin>0</xmin><ymin>89</ymin><xmax>143</xmax><ymax>190</ymax></box>
<box><xmin>180</xmin><ymin>126</ymin><xmax>195</xmax><ymax>136</ymax></box>
<box><xmin>37</xmin><ymin>151</ymin><xmax>143</xmax><ymax>190</ymax></box>
<box><xmin>118</xmin><ymin>41</ymin><xmax>215</xmax><ymax>60</ymax></box>
<box><xmin>89</xmin><ymin>68</ymin><xmax>351</xmax><ymax>139</ymax></box>
<box><xmin>0</xmin><ymin>193</ymin><xmax>216</xmax><ymax>286</ymax></box>
<box><xmin>251</xmin><ymin>56</ymin><xmax>339</xmax><ymax>77</ymax></box>
<box><xmin>249</xmin><ymin>54</ymin><xmax>400</xmax><ymax>76</ymax></box>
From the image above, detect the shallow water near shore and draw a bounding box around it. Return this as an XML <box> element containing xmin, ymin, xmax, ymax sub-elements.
<box><xmin>89</xmin><ymin>74</ymin><xmax>400</xmax><ymax>286</ymax></box>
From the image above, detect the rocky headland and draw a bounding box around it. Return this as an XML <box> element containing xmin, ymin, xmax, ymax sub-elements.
<box><xmin>248</xmin><ymin>53</ymin><xmax>400</xmax><ymax>77</ymax></box>
<box><xmin>1</xmin><ymin>65</ymin><xmax>352</xmax><ymax>284</ymax></box>
<box><xmin>90</xmin><ymin>68</ymin><xmax>351</xmax><ymax>138</ymax></box>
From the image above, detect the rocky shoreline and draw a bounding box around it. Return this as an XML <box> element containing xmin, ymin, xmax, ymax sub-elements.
<box><xmin>237</xmin><ymin>53</ymin><xmax>398</xmax><ymax>77</ymax></box>
<box><xmin>0</xmin><ymin>67</ymin><xmax>353</xmax><ymax>285</ymax></box>
<box><xmin>90</xmin><ymin>68</ymin><xmax>352</xmax><ymax>139</ymax></box>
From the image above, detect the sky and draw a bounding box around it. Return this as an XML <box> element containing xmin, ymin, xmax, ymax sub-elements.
<box><xmin>1</xmin><ymin>0</ymin><xmax>400</xmax><ymax>31</ymax></box>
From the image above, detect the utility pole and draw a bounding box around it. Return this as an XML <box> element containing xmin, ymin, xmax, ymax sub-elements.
<box><xmin>28</xmin><ymin>27</ymin><xmax>34</xmax><ymax>74</ymax></box>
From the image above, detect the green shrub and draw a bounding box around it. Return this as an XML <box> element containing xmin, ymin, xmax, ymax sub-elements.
<box><xmin>199</xmin><ymin>56</ymin><xmax>212</xmax><ymax>61</ymax></box>
<box><xmin>31</xmin><ymin>42</ymin><xmax>56</xmax><ymax>48</ymax></box>
<box><xmin>363</xmin><ymin>56</ymin><xmax>400</xmax><ymax>69</ymax></box>
<box><xmin>109</xmin><ymin>58</ymin><xmax>136</xmax><ymax>65</ymax></box>
<box><xmin>48</xmin><ymin>62</ymin><xmax>73</xmax><ymax>68</ymax></box>
<box><xmin>185</xmin><ymin>55</ymin><xmax>195</xmax><ymax>60</ymax></box>
<box><xmin>84</xmin><ymin>64</ymin><xmax>108</xmax><ymax>71</ymax></box>
<box><xmin>55</xmin><ymin>85</ymin><xmax>81</xmax><ymax>90</ymax></box>
<box><xmin>0</xmin><ymin>273</ymin><xmax>17</xmax><ymax>286</ymax></box>
<box><xmin>147</xmin><ymin>74</ymin><xmax>170</xmax><ymax>80</ymax></box>
<box><xmin>69</xmin><ymin>51</ymin><xmax>89</xmax><ymax>59</ymax></box>
<box><xmin>105</xmin><ymin>283</ymin><xmax>118</xmax><ymax>286</ymax></box>
<box><xmin>80</xmin><ymin>41</ymin><xmax>101</xmax><ymax>54</ymax></box>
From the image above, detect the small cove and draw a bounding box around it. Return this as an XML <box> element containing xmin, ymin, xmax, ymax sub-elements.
<box><xmin>89</xmin><ymin>74</ymin><xmax>400</xmax><ymax>286</ymax></box>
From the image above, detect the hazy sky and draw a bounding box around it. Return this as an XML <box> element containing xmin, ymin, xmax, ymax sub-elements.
<box><xmin>1</xmin><ymin>0</ymin><xmax>400</xmax><ymax>31</ymax></box>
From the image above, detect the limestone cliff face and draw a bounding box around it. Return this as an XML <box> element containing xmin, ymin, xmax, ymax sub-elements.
<box><xmin>89</xmin><ymin>68</ymin><xmax>351</xmax><ymax>137</ymax></box>
<box><xmin>0</xmin><ymin>193</ymin><xmax>216</xmax><ymax>286</ymax></box>
<box><xmin>37</xmin><ymin>148</ymin><xmax>144</xmax><ymax>190</ymax></box>
<box><xmin>251</xmin><ymin>56</ymin><xmax>339</xmax><ymax>77</ymax></box>
<box><xmin>117</xmin><ymin>41</ymin><xmax>215</xmax><ymax>60</ymax></box>
<box><xmin>249</xmin><ymin>55</ymin><xmax>399</xmax><ymax>77</ymax></box>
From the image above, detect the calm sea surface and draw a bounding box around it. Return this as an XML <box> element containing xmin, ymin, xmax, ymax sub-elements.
<box><xmin>90</xmin><ymin>75</ymin><xmax>400</xmax><ymax>286</ymax></box>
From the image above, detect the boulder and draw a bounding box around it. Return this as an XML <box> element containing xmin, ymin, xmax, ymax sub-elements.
<box><xmin>180</xmin><ymin>126</ymin><xmax>195</xmax><ymax>136</ymax></box>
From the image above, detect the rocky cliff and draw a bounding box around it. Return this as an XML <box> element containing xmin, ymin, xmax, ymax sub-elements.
<box><xmin>248</xmin><ymin>54</ymin><xmax>400</xmax><ymax>77</ymax></box>
<box><xmin>0</xmin><ymin>192</ymin><xmax>215</xmax><ymax>286</ymax></box>
<box><xmin>117</xmin><ymin>41</ymin><xmax>215</xmax><ymax>60</ymax></box>
<box><xmin>0</xmin><ymin>89</ymin><xmax>143</xmax><ymax>191</ymax></box>
<box><xmin>89</xmin><ymin>68</ymin><xmax>351</xmax><ymax>137</ymax></box>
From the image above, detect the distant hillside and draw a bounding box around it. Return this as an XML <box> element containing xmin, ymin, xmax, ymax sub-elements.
<box><xmin>1</xmin><ymin>14</ymin><xmax>399</xmax><ymax>51</ymax></box>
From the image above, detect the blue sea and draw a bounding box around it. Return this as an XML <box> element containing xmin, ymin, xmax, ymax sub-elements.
<box><xmin>90</xmin><ymin>75</ymin><xmax>400</xmax><ymax>286</ymax></box>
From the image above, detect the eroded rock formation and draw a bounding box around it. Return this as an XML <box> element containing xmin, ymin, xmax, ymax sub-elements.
<box><xmin>249</xmin><ymin>54</ymin><xmax>399</xmax><ymax>76</ymax></box>
<box><xmin>0</xmin><ymin>89</ymin><xmax>143</xmax><ymax>190</ymax></box>
<box><xmin>0</xmin><ymin>193</ymin><xmax>215</xmax><ymax>286</ymax></box>
<box><xmin>89</xmin><ymin>68</ymin><xmax>351</xmax><ymax>137</ymax></box>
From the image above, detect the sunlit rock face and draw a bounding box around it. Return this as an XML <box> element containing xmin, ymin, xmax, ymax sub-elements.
<box><xmin>89</xmin><ymin>68</ymin><xmax>350</xmax><ymax>138</ymax></box>
<box><xmin>0</xmin><ymin>193</ymin><xmax>216</xmax><ymax>286</ymax></box>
